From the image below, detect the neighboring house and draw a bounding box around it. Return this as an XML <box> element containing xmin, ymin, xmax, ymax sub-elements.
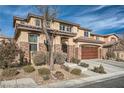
<box><xmin>103</xmin><ymin>39</ymin><xmax>124</xmax><ymax>60</ymax></box>
<box><xmin>13</xmin><ymin>13</ymin><xmax>119</xmax><ymax>63</ymax></box>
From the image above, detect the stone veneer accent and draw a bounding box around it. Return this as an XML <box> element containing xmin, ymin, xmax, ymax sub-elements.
<box><xmin>54</xmin><ymin>44</ymin><xmax>61</xmax><ymax>52</ymax></box>
<box><xmin>75</xmin><ymin>46</ymin><xmax>81</xmax><ymax>60</ymax></box>
<box><xmin>39</xmin><ymin>43</ymin><xmax>47</xmax><ymax>52</ymax></box>
<box><xmin>67</xmin><ymin>45</ymin><xmax>75</xmax><ymax>62</ymax></box>
<box><xmin>20</xmin><ymin>42</ymin><xmax>30</xmax><ymax>62</ymax></box>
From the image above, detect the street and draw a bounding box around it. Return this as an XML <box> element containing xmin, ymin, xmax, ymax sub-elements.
<box><xmin>78</xmin><ymin>76</ymin><xmax>124</xmax><ymax>88</ymax></box>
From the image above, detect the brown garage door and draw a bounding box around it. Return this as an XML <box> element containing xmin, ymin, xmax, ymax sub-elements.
<box><xmin>81</xmin><ymin>46</ymin><xmax>98</xmax><ymax>59</ymax></box>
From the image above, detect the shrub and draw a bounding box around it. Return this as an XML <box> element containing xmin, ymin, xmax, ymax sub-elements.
<box><xmin>2</xmin><ymin>68</ymin><xmax>19</xmax><ymax>77</ymax></box>
<box><xmin>42</xmin><ymin>75</ymin><xmax>50</xmax><ymax>80</ymax></box>
<box><xmin>106</xmin><ymin>52</ymin><xmax>116</xmax><ymax>59</ymax></box>
<box><xmin>116</xmin><ymin>58</ymin><xmax>124</xmax><ymax>62</ymax></box>
<box><xmin>70</xmin><ymin>68</ymin><xmax>81</xmax><ymax>75</ymax></box>
<box><xmin>70</xmin><ymin>57</ymin><xmax>80</xmax><ymax>64</ymax></box>
<box><xmin>0</xmin><ymin>41</ymin><xmax>20</xmax><ymax>69</ymax></box>
<box><xmin>9</xmin><ymin>62</ymin><xmax>20</xmax><ymax>68</ymax></box>
<box><xmin>79</xmin><ymin>62</ymin><xmax>89</xmax><ymax>68</ymax></box>
<box><xmin>92</xmin><ymin>65</ymin><xmax>106</xmax><ymax>74</ymax></box>
<box><xmin>33</xmin><ymin>51</ymin><xmax>48</xmax><ymax>66</ymax></box>
<box><xmin>54</xmin><ymin>52</ymin><xmax>67</xmax><ymax>65</ymax></box>
<box><xmin>23</xmin><ymin>65</ymin><xmax>35</xmax><ymax>73</ymax></box>
<box><xmin>62</xmin><ymin>65</ymin><xmax>70</xmax><ymax>72</ymax></box>
<box><xmin>54</xmin><ymin>71</ymin><xmax>64</xmax><ymax>80</ymax></box>
<box><xmin>38</xmin><ymin>68</ymin><xmax>50</xmax><ymax>76</ymax></box>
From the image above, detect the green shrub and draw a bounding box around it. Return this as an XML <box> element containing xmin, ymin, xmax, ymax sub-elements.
<box><xmin>2</xmin><ymin>68</ymin><xmax>19</xmax><ymax>77</ymax></box>
<box><xmin>54</xmin><ymin>71</ymin><xmax>64</xmax><ymax>80</ymax></box>
<box><xmin>23</xmin><ymin>65</ymin><xmax>35</xmax><ymax>73</ymax></box>
<box><xmin>70</xmin><ymin>57</ymin><xmax>80</xmax><ymax>64</ymax></box>
<box><xmin>70</xmin><ymin>68</ymin><xmax>81</xmax><ymax>75</ymax></box>
<box><xmin>33</xmin><ymin>51</ymin><xmax>48</xmax><ymax>66</ymax></box>
<box><xmin>42</xmin><ymin>75</ymin><xmax>50</xmax><ymax>80</ymax></box>
<box><xmin>38</xmin><ymin>68</ymin><xmax>50</xmax><ymax>76</ymax></box>
<box><xmin>54</xmin><ymin>52</ymin><xmax>67</xmax><ymax>65</ymax></box>
<box><xmin>79</xmin><ymin>62</ymin><xmax>89</xmax><ymax>68</ymax></box>
<box><xmin>92</xmin><ymin>65</ymin><xmax>106</xmax><ymax>74</ymax></box>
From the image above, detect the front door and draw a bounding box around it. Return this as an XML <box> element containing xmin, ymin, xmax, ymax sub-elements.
<box><xmin>29</xmin><ymin>44</ymin><xmax>37</xmax><ymax>64</ymax></box>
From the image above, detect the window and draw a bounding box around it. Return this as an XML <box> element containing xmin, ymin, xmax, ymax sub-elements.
<box><xmin>60</xmin><ymin>24</ymin><xmax>72</xmax><ymax>32</ymax></box>
<box><xmin>29</xmin><ymin>34</ymin><xmax>38</xmax><ymax>52</ymax></box>
<box><xmin>96</xmin><ymin>36</ymin><xmax>100</xmax><ymax>41</ymax></box>
<box><xmin>84</xmin><ymin>31</ymin><xmax>89</xmax><ymax>37</ymax></box>
<box><xmin>35</xmin><ymin>19</ymin><xmax>41</xmax><ymax>26</ymax></box>
<box><xmin>66</xmin><ymin>26</ymin><xmax>71</xmax><ymax>32</ymax></box>
<box><xmin>46</xmin><ymin>21</ymin><xmax>51</xmax><ymax>28</ymax></box>
<box><xmin>111</xmin><ymin>37</ymin><xmax>116</xmax><ymax>42</ymax></box>
<box><xmin>29</xmin><ymin>44</ymin><xmax>37</xmax><ymax>51</ymax></box>
<box><xmin>20</xmin><ymin>21</ymin><xmax>25</xmax><ymax>24</ymax></box>
<box><xmin>60</xmin><ymin>24</ymin><xmax>65</xmax><ymax>31</ymax></box>
<box><xmin>29</xmin><ymin>34</ymin><xmax>38</xmax><ymax>43</ymax></box>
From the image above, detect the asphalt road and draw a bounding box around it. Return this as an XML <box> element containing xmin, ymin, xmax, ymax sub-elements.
<box><xmin>78</xmin><ymin>76</ymin><xmax>124</xmax><ymax>88</ymax></box>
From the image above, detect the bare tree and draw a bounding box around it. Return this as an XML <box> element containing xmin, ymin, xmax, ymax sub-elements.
<box><xmin>35</xmin><ymin>6</ymin><xmax>58</xmax><ymax>70</ymax></box>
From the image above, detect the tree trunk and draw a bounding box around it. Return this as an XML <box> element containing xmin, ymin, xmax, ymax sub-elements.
<box><xmin>49</xmin><ymin>34</ymin><xmax>54</xmax><ymax>70</ymax></box>
<box><xmin>43</xmin><ymin>16</ymin><xmax>54</xmax><ymax>70</ymax></box>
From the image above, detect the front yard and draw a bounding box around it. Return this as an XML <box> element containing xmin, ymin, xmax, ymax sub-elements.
<box><xmin>0</xmin><ymin>64</ymin><xmax>88</xmax><ymax>85</ymax></box>
<box><xmin>1</xmin><ymin>59</ymin><xmax>124</xmax><ymax>86</ymax></box>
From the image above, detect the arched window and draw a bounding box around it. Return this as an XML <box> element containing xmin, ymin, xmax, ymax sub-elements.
<box><xmin>111</xmin><ymin>37</ymin><xmax>116</xmax><ymax>42</ymax></box>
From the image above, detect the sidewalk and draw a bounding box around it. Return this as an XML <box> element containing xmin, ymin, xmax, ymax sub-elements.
<box><xmin>0</xmin><ymin>78</ymin><xmax>38</xmax><ymax>88</ymax></box>
<box><xmin>1</xmin><ymin>71</ymin><xmax>124</xmax><ymax>88</ymax></box>
<box><xmin>40</xmin><ymin>71</ymin><xmax>124</xmax><ymax>88</ymax></box>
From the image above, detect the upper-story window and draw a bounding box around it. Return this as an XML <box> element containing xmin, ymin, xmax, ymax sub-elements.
<box><xmin>20</xmin><ymin>21</ymin><xmax>25</xmax><ymax>24</ymax></box>
<box><xmin>60</xmin><ymin>24</ymin><xmax>71</xmax><ymax>32</ymax></box>
<box><xmin>111</xmin><ymin>37</ymin><xmax>116</xmax><ymax>42</ymax></box>
<box><xmin>67</xmin><ymin>26</ymin><xmax>71</xmax><ymax>32</ymax></box>
<box><xmin>96</xmin><ymin>36</ymin><xmax>100</xmax><ymax>41</ymax></box>
<box><xmin>46</xmin><ymin>21</ymin><xmax>51</xmax><ymax>28</ymax></box>
<box><xmin>35</xmin><ymin>19</ymin><xmax>41</xmax><ymax>27</ymax></box>
<box><xmin>60</xmin><ymin>24</ymin><xmax>65</xmax><ymax>31</ymax></box>
<box><xmin>29</xmin><ymin>34</ymin><xmax>38</xmax><ymax>43</ymax></box>
<box><xmin>84</xmin><ymin>31</ymin><xmax>89</xmax><ymax>37</ymax></box>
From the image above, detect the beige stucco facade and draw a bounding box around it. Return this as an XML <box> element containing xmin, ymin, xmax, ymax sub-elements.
<box><xmin>14</xmin><ymin>13</ymin><xmax>119</xmax><ymax>62</ymax></box>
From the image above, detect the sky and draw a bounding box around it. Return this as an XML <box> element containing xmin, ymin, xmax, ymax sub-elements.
<box><xmin>0</xmin><ymin>5</ymin><xmax>124</xmax><ymax>37</ymax></box>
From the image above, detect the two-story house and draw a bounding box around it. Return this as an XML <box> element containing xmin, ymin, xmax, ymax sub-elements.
<box><xmin>13</xmin><ymin>13</ymin><xmax>118</xmax><ymax>63</ymax></box>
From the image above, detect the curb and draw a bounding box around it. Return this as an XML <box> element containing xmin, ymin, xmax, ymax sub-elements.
<box><xmin>40</xmin><ymin>71</ymin><xmax>124</xmax><ymax>88</ymax></box>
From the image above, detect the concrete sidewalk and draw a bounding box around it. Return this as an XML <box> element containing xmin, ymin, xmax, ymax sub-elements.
<box><xmin>40</xmin><ymin>71</ymin><xmax>124</xmax><ymax>88</ymax></box>
<box><xmin>0</xmin><ymin>78</ymin><xmax>39</xmax><ymax>88</ymax></box>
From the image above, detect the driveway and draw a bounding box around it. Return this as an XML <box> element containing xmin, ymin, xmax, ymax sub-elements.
<box><xmin>80</xmin><ymin>75</ymin><xmax>124</xmax><ymax>88</ymax></box>
<box><xmin>81</xmin><ymin>59</ymin><xmax>124</xmax><ymax>74</ymax></box>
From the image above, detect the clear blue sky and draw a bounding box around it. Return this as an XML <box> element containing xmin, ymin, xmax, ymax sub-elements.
<box><xmin>0</xmin><ymin>5</ymin><xmax>124</xmax><ymax>37</ymax></box>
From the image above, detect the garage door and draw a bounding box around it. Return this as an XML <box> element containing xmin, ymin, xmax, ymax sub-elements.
<box><xmin>81</xmin><ymin>46</ymin><xmax>98</xmax><ymax>59</ymax></box>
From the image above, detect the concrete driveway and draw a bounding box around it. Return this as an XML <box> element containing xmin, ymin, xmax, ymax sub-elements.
<box><xmin>81</xmin><ymin>59</ymin><xmax>124</xmax><ymax>74</ymax></box>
